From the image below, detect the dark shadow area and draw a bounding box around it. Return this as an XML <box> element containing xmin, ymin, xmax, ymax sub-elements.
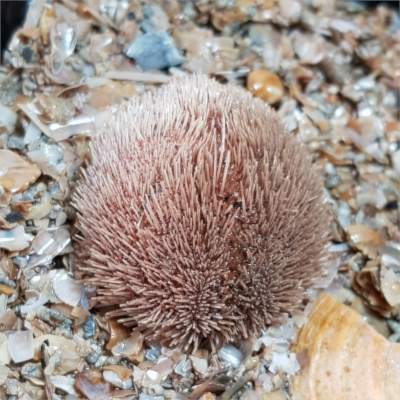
<box><xmin>1</xmin><ymin>1</ymin><xmax>31</xmax><ymax>63</ymax></box>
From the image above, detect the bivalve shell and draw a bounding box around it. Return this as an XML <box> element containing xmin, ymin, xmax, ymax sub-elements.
<box><xmin>291</xmin><ymin>294</ymin><xmax>400</xmax><ymax>400</ymax></box>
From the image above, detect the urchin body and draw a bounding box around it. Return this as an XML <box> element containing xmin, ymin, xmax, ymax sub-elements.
<box><xmin>73</xmin><ymin>76</ymin><xmax>330</xmax><ymax>351</ymax></box>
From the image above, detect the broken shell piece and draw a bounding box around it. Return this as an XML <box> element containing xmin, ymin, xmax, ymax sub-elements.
<box><xmin>150</xmin><ymin>357</ymin><xmax>173</xmax><ymax>379</ymax></box>
<box><xmin>189</xmin><ymin>355</ymin><xmax>208</xmax><ymax>374</ymax></box>
<box><xmin>217</xmin><ymin>343</ymin><xmax>243</xmax><ymax>368</ymax></box>
<box><xmin>24</xmin><ymin>201</ymin><xmax>53</xmax><ymax>220</ymax></box>
<box><xmin>133</xmin><ymin>365</ymin><xmax>144</xmax><ymax>387</ymax></box>
<box><xmin>263</xmin><ymin>390</ymin><xmax>286</xmax><ymax>400</ymax></box>
<box><xmin>0</xmin><ymin>225</ymin><xmax>29</xmax><ymax>251</ymax></box>
<box><xmin>347</xmin><ymin>224</ymin><xmax>385</xmax><ymax>246</ymax></box>
<box><xmin>33</xmin><ymin>334</ymin><xmax>77</xmax><ymax>361</ymax></box>
<box><xmin>292</xmin><ymin>310</ymin><xmax>307</xmax><ymax>328</ymax></box>
<box><xmin>0</xmin><ymin>332</ymin><xmax>11</xmax><ymax>364</ymax></box>
<box><xmin>293</xmin><ymin>34</ymin><xmax>325</xmax><ymax>65</ymax></box>
<box><xmin>111</xmin><ymin>330</ymin><xmax>144</xmax><ymax>358</ymax></box>
<box><xmin>74</xmin><ymin>369</ymin><xmax>113</xmax><ymax>400</ymax></box>
<box><xmin>21</xmin><ymin>363</ymin><xmax>43</xmax><ymax>380</ymax></box>
<box><xmin>346</xmin><ymin>223</ymin><xmax>385</xmax><ymax>256</ymax></box>
<box><xmin>0</xmin><ymin>150</ymin><xmax>41</xmax><ymax>193</ymax></box>
<box><xmin>103</xmin><ymin>370</ymin><xmax>133</xmax><ymax>389</ymax></box>
<box><xmin>50</xmin><ymin>375</ymin><xmax>76</xmax><ymax>395</ymax></box>
<box><xmin>142</xmin><ymin>370</ymin><xmax>161</xmax><ymax>387</ymax></box>
<box><xmin>269</xmin><ymin>351</ymin><xmax>299</xmax><ymax>375</ymax></box>
<box><xmin>52</xmin><ymin>270</ymin><xmax>84</xmax><ymax>306</ymax></box>
<box><xmin>349</xmin><ymin>265</ymin><xmax>393</xmax><ymax>318</ymax></box>
<box><xmin>254</xmin><ymin>336</ymin><xmax>289</xmax><ymax>353</ymax></box>
<box><xmin>20</xmin><ymin>293</ymin><xmax>49</xmax><ymax>314</ymax></box>
<box><xmin>255</xmin><ymin>372</ymin><xmax>273</xmax><ymax>392</ymax></box>
<box><xmin>0</xmin><ymin>308</ymin><xmax>17</xmax><ymax>330</ymax></box>
<box><xmin>35</xmin><ymin>93</ymin><xmax>77</xmax><ymax>125</ymax></box>
<box><xmin>8</xmin><ymin>330</ymin><xmax>34</xmax><ymax>363</ymax></box>
<box><xmin>103</xmin><ymin>365</ymin><xmax>133</xmax><ymax>381</ymax></box>
<box><xmin>106</xmin><ymin>320</ymin><xmax>131</xmax><ymax>350</ymax></box>
<box><xmin>148</xmin><ymin>384</ymin><xmax>165</xmax><ymax>396</ymax></box>
<box><xmin>243</xmin><ymin>356</ymin><xmax>259</xmax><ymax>372</ymax></box>
<box><xmin>381</xmin><ymin>265</ymin><xmax>400</xmax><ymax>307</ymax></box>
<box><xmin>0</xmin><ymin>365</ymin><xmax>9</xmax><ymax>385</ymax></box>
<box><xmin>0</xmin><ymin>103</ymin><xmax>17</xmax><ymax>133</ymax></box>
<box><xmin>291</xmin><ymin>294</ymin><xmax>400</xmax><ymax>400</ymax></box>
<box><xmin>71</xmin><ymin>306</ymin><xmax>90</xmax><ymax>324</ymax></box>
<box><xmin>59</xmin><ymin>353</ymin><xmax>84</xmax><ymax>375</ymax></box>
<box><xmin>32</xmin><ymin>229</ymin><xmax>59</xmax><ymax>255</ymax></box>
<box><xmin>0</xmin><ymin>283</ymin><xmax>14</xmax><ymax>295</ymax></box>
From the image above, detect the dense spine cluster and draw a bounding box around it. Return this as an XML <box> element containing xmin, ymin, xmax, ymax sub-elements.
<box><xmin>73</xmin><ymin>75</ymin><xmax>330</xmax><ymax>352</ymax></box>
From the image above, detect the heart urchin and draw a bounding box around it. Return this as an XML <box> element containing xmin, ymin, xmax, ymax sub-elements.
<box><xmin>73</xmin><ymin>75</ymin><xmax>330</xmax><ymax>352</ymax></box>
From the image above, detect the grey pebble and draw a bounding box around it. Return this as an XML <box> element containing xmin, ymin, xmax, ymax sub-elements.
<box><xmin>8</xmin><ymin>135</ymin><xmax>25</xmax><ymax>150</ymax></box>
<box><xmin>387</xmin><ymin>319</ymin><xmax>400</xmax><ymax>334</ymax></box>
<box><xmin>83</xmin><ymin>315</ymin><xmax>96</xmax><ymax>339</ymax></box>
<box><xmin>86</xmin><ymin>348</ymin><xmax>102</xmax><ymax>364</ymax></box>
<box><xmin>388</xmin><ymin>332</ymin><xmax>400</xmax><ymax>343</ymax></box>
<box><xmin>325</xmin><ymin>174</ymin><xmax>340</xmax><ymax>189</ymax></box>
<box><xmin>126</xmin><ymin>31</ymin><xmax>185</xmax><ymax>70</ymax></box>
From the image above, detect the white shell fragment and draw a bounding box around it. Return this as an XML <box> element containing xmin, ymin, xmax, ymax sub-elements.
<box><xmin>112</xmin><ymin>331</ymin><xmax>143</xmax><ymax>357</ymax></box>
<box><xmin>189</xmin><ymin>355</ymin><xmax>208</xmax><ymax>375</ymax></box>
<box><xmin>0</xmin><ymin>149</ymin><xmax>41</xmax><ymax>193</ymax></box>
<box><xmin>217</xmin><ymin>343</ymin><xmax>243</xmax><ymax>368</ymax></box>
<box><xmin>103</xmin><ymin>370</ymin><xmax>133</xmax><ymax>389</ymax></box>
<box><xmin>269</xmin><ymin>351</ymin><xmax>299</xmax><ymax>375</ymax></box>
<box><xmin>381</xmin><ymin>266</ymin><xmax>400</xmax><ymax>307</ymax></box>
<box><xmin>32</xmin><ymin>229</ymin><xmax>59</xmax><ymax>255</ymax></box>
<box><xmin>0</xmin><ymin>225</ymin><xmax>29</xmax><ymax>251</ymax></box>
<box><xmin>20</xmin><ymin>293</ymin><xmax>49</xmax><ymax>314</ymax></box>
<box><xmin>142</xmin><ymin>370</ymin><xmax>161</xmax><ymax>387</ymax></box>
<box><xmin>51</xmin><ymin>270</ymin><xmax>84</xmax><ymax>307</ymax></box>
<box><xmin>8</xmin><ymin>330</ymin><xmax>34</xmax><ymax>363</ymax></box>
<box><xmin>254</xmin><ymin>336</ymin><xmax>290</xmax><ymax>353</ymax></box>
<box><xmin>50</xmin><ymin>375</ymin><xmax>77</xmax><ymax>395</ymax></box>
<box><xmin>0</xmin><ymin>333</ymin><xmax>11</xmax><ymax>365</ymax></box>
<box><xmin>0</xmin><ymin>103</ymin><xmax>17</xmax><ymax>133</ymax></box>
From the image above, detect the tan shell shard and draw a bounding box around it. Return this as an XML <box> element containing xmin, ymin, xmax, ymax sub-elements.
<box><xmin>0</xmin><ymin>150</ymin><xmax>41</xmax><ymax>194</ymax></box>
<box><xmin>291</xmin><ymin>294</ymin><xmax>400</xmax><ymax>400</ymax></box>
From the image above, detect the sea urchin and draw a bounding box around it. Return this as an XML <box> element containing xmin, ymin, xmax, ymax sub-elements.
<box><xmin>73</xmin><ymin>75</ymin><xmax>330</xmax><ymax>352</ymax></box>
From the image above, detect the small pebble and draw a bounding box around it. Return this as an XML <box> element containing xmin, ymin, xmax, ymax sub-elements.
<box><xmin>86</xmin><ymin>348</ymin><xmax>102</xmax><ymax>364</ymax></box>
<box><xmin>387</xmin><ymin>320</ymin><xmax>400</xmax><ymax>334</ymax></box>
<box><xmin>8</xmin><ymin>136</ymin><xmax>25</xmax><ymax>149</ymax></box>
<box><xmin>21</xmin><ymin>47</ymin><xmax>33</xmax><ymax>62</ymax></box>
<box><xmin>83</xmin><ymin>315</ymin><xmax>96</xmax><ymax>339</ymax></box>
<box><xmin>325</xmin><ymin>162</ymin><xmax>336</xmax><ymax>175</ymax></box>
<box><xmin>125</xmin><ymin>31</ymin><xmax>185</xmax><ymax>70</ymax></box>
<box><xmin>0</xmin><ymin>276</ymin><xmax>16</xmax><ymax>288</ymax></box>
<box><xmin>247</xmin><ymin>69</ymin><xmax>284</xmax><ymax>104</ymax></box>
<box><xmin>388</xmin><ymin>332</ymin><xmax>400</xmax><ymax>343</ymax></box>
<box><xmin>325</xmin><ymin>175</ymin><xmax>340</xmax><ymax>189</ymax></box>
